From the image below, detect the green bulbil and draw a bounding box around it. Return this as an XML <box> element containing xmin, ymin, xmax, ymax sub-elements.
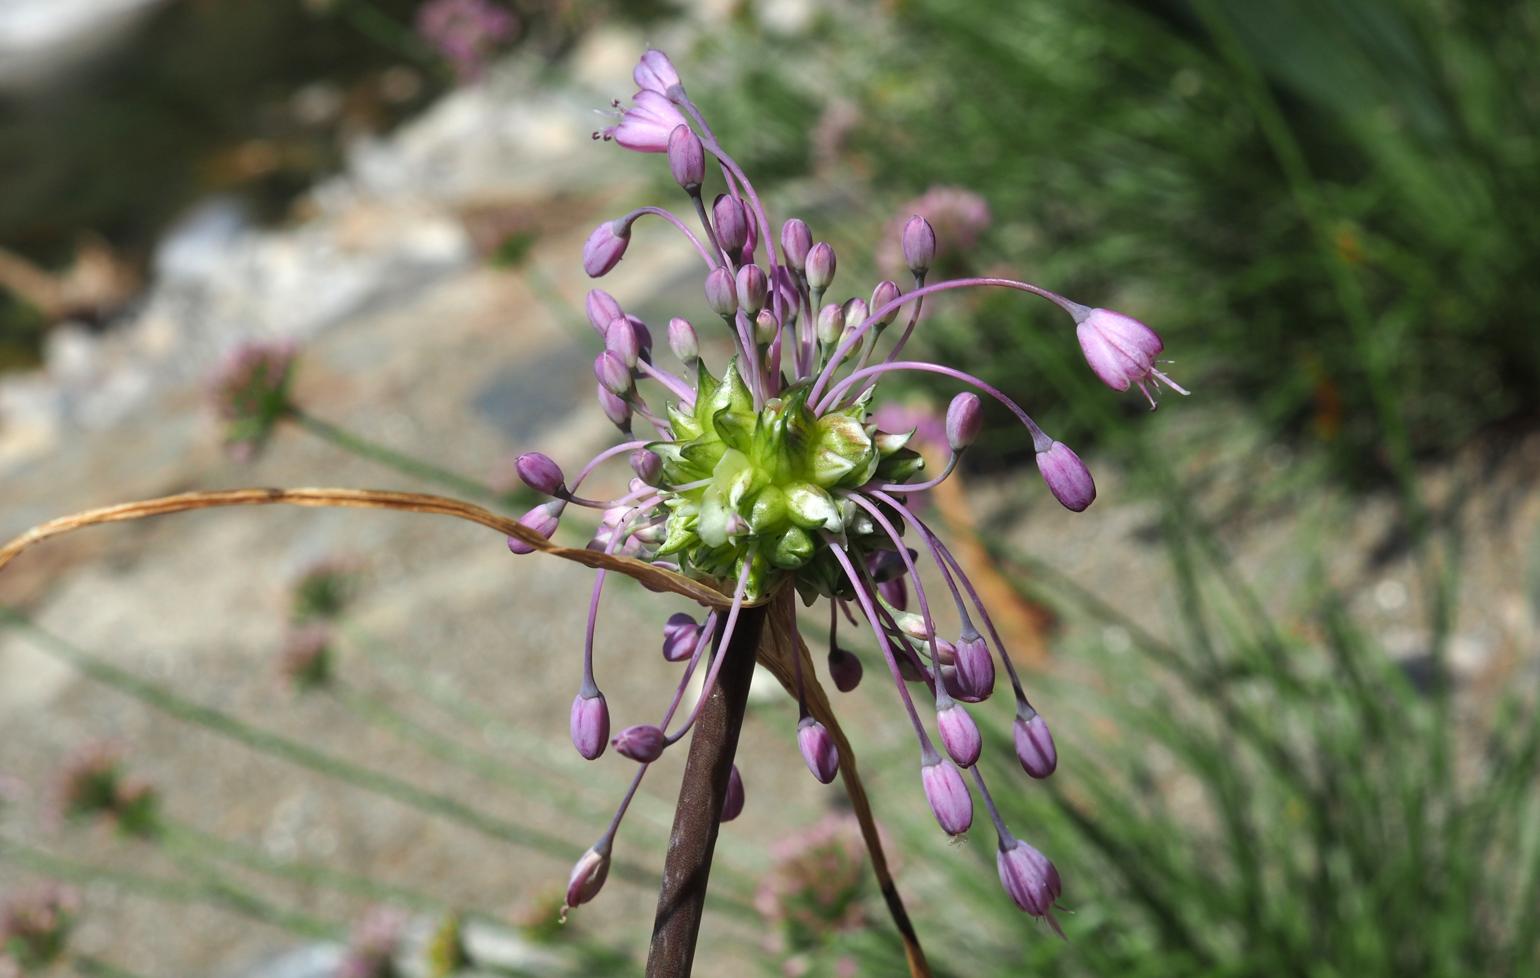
<box><xmin>647</xmin><ymin>359</ymin><xmax>889</xmax><ymax>600</ymax></box>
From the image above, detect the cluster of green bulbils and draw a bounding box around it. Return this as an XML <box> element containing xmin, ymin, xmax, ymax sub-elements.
<box><xmin>649</xmin><ymin>358</ymin><xmax>923</xmax><ymax>603</ymax></box>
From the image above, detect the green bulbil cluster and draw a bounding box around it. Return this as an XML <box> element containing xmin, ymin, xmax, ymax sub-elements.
<box><xmin>649</xmin><ymin>360</ymin><xmax>925</xmax><ymax>601</ymax></box>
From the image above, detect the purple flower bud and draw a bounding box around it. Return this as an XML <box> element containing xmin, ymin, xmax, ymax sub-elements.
<box><xmin>997</xmin><ymin>837</ymin><xmax>1064</xmax><ymax>934</ymax></box>
<box><xmin>842</xmin><ymin>297</ymin><xmax>869</xmax><ymax>334</ymax></box>
<box><xmin>1035</xmin><ymin>440</ymin><xmax>1096</xmax><ymax>512</ymax></box>
<box><xmin>721</xmin><ymin>764</ymin><xmax>745</xmax><ymax>822</ymax></box>
<box><xmin>594</xmin><ymin>350</ymin><xmax>632</xmax><ymax>397</ymax></box>
<box><xmin>805</xmin><ymin>241</ymin><xmax>836</xmax><ymax>291</ymax></box>
<box><xmin>949</xmin><ymin>634</ymin><xmax>996</xmax><ymax>702</ymax></box>
<box><xmin>712</xmin><ymin>195</ymin><xmax>749</xmax><ymax>254</ymax></box>
<box><xmin>667</xmin><ymin>317</ymin><xmax>699</xmax><ymax>363</ymax></box>
<box><xmin>921</xmin><ymin>755</ymin><xmax>973</xmax><ymax>836</ymax></box>
<box><xmin>661</xmin><ymin>612</ymin><xmax>702</xmax><ymax>662</ymax></box>
<box><xmin>667</xmin><ymin>124</ymin><xmax>705</xmax><ymax>192</ymax></box>
<box><xmin>877</xmin><ymin>576</ymin><xmax>908</xmax><ymax>611</ymax></box>
<box><xmin>585</xmin><ymin>289</ymin><xmax>623</xmax><ymax>335</ymax></box>
<box><xmin>797</xmin><ymin>716</ymin><xmax>840</xmax><ymax>784</ymax></box>
<box><xmin>946</xmin><ymin>392</ymin><xmax>982</xmax><ymax>452</ymax></box>
<box><xmin>933</xmin><ymin>637</ymin><xmax>957</xmax><ymax>665</ymax></box>
<box><xmin>704</xmin><ymin>266</ymin><xmax>738</xmax><ymax>318</ymax></box>
<box><xmin>902</xmin><ymin>215</ymin><xmax>936</xmax><ymax>276</ymax></box>
<box><xmin>612</xmin><ymin>724</ymin><xmax>666</xmax><ymax>762</ymax></box>
<box><xmin>736</xmin><ymin>264</ymin><xmax>768</xmax><ymax>315</ymax></box>
<box><xmin>754</xmin><ymin>309</ymin><xmax>779</xmax><ymax>347</ymax></box>
<box><xmin>605</xmin><ymin>317</ymin><xmax>641</xmax><ymax>368</ymax></box>
<box><xmin>780</xmin><ymin>218</ymin><xmax>812</xmax><ymax>271</ymax></box>
<box><xmin>868</xmin><ymin>548</ymin><xmax>907</xmax><ymax>583</ymax></box>
<box><xmin>564</xmin><ymin>843</ymin><xmax>611</xmax><ymax>912</ymax></box>
<box><xmin>870</xmin><ymin>280</ymin><xmax>901</xmax><ymax>327</ymax></box>
<box><xmin>827</xmin><ymin>646</ymin><xmax>863</xmax><ymax>692</ymax></box>
<box><xmin>596</xmin><ymin>383</ymin><xmax>631</xmax><ymax>432</ymax></box>
<box><xmin>937</xmin><ymin>702</ymin><xmax>982</xmax><ymax>768</ymax></box>
<box><xmin>1075</xmin><ymin>307</ymin><xmax>1186</xmax><ymax>408</ymax></box>
<box><xmin>633</xmin><ymin>49</ymin><xmax>682</xmax><ymax>95</ymax></box>
<box><xmin>738</xmin><ymin>214</ymin><xmax>759</xmax><ymax>265</ymax></box>
<box><xmin>630</xmin><ymin>448</ymin><xmax>663</xmax><ymax>485</ymax></box>
<box><xmin>604</xmin><ymin>90</ymin><xmax>688</xmax><ymax>153</ymax></box>
<box><xmin>582</xmin><ymin>220</ymin><xmax>630</xmax><ymax>277</ymax></box>
<box><xmin>570</xmin><ymin>689</ymin><xmax>610</xmax><ymax>760</ymax></box>
<box><xmin>1014</xmin><ymin>710</ymin><xmax>1058</xmax><ymax>779</ymax></box>
<box><xmin>515</xmin><ymin>452</ymin><xmax>565</xmax><ymax>496</ymax></box>
<box><xmin>815</xmin><ymin>302</ymin><xmax>843</xmax><ymax>347</ymax></box>
<box><xmin>507</xmin><ymin>501</ymin><xmax>562</xmax><ymax>554</ymax></box>
<box><xmin>626</xmin><ymin>314</ymin><xmax>654</xmax><ymax>362</ymax></box>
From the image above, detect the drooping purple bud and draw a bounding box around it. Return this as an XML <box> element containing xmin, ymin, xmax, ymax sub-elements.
<box><xmin>937</xmin><ymin>702</ymin><xmax>982</xmax><ymax>768</ymax></box>
<box><xmin>605</xmin><ymin>317</ymin><xmax>641</xmax><ymax>368</ymax></box>
<box><xmin>712</xmin><ymin>195</ymin><xmax>749</xmax><ymax>254</ymax></box>
<box><xmin>805</xmin><ymin>242</ymin><xmax>836</xmax><ymax>291</ymax></box>
<box><xmin>661</xmin><ymin>612</ymin><xmax>702</xmax><ymax>662</ymax></box>
<box><xmin>583</xmin><ymin>220</ymin><xmax>630</xmax><ymax>278</ymax></box>
<box><xmin>892</xmin><ymin>611</ymin><xmax>933</xmax><ymax>642</ymax></box>
<box><xmin>515</xmin><ymin>452</ymin><xmax>565</xmax><ymax>496</ymax></box>
<box><xmin>1074</xmin><ymin>307</ymin><xmax>1185</xmax><ymax>409</ymax></box>
<box><xmin>585</xmin><ymin>289</ymin><xmax>624</xmax><ymax>335</ymax></box>
<box><xmin>612</xmin><ymin>724</ymin><xmax>666</xmax><ymax>763</ymax></box>
<box><xmin>626</xmin><ymin>315</ymin><xmax>654</xmax><ymax>362</ymax></box>
<box><xmin>1014</xmin><ymin>710</ymin><xmax>1058</xmax><ymax>779</ymax></box>
<box><xmin>754</xmin><ymin>309</ymin><xmax>778</xmax><ymax>347</ymax></box>
<box><xmin>570</xmin><ymin>689</ymin><xmax>610</xmax><ymax>760</ymax></box>
<box><xmin>950</xmin><ymin>634</ymin><xmax>996</xmax><ymax>702</ymax></box>
<box><xmin>827</xmin><ymin>646</ymin><xmax>863</xmax><ymax>692</ymax></box>
<box><xmin>842</xmin><ymin>297</ymin><xmax>870</xmax><ymax>334</ymax></box>
<box><xmin>667</xmin><ymin>124</ymin><xmax>705</xmax><ymax>192</ymax></box>
<box><xmin>902</xmin><ymin>215</ymin><xmax>936</xmax><ymax>276</ymax></box>
<box><xmin>631</xmin><ymin>448</ymin><xmax>663</xmax><ymax>486</ymax></box>
<box><xmin>946</xmin><ymin>392</ymin><xmax>983</xmax><ymax>452</ymax></box>
<box><xmin>997</xmin><ymin>837</ymin><xmax>1064</xmax><ymax>935</ymax></box>
<box><xmin>1035</xmin><ymin>440</ymin><xmax>1096</xmax><ymax>512</ymax></box>
<box><xmin>933</xmin><ymin>637</ymin><xmax>957</xmax><ymax>665</ymax></box>
<box><xmin>507</xmin><ymin>501</ymin><xmax>563</xmax><ymax>554</ymax></box>
<box><xmin>667</xmin><ymin>317</ymin><xmax>699</xmax><ymax>363</ymax></box>
<box><xmin>877</xmin><ymin>576</ymin><xmax>908</xmax><ymax>611</ymax></box>
<box><xmin>815</xmin><ymin>303</ymin><xmax>843</xmax><ymax>347</ymax></box>
<box><xmin>721</xmin><ymin>764</ymin><xmax>745</xmax><ymax>822</ymax></box>
<box><xmin>736</xmin><ymin>264</ymin><xmax>768</xmax><ymax>315</ymax></box>
<box><xmin>921</xmin><ymin>755</ymin><xmax>973</xmax><ymax>836</ymax></box>
<box><xmin>633</xmin><ymin>49</ymin><xmax>682</xmax><ymax>95</ymax></box>
<box><xmin>564</xmin><ymin>843</ymin><xmax>611</xmax><ymax>913</ymax></box>
<box><xmin>704</xmin><ymin>266</ymin><xmax>738</xmax><ymax>318</ymax></box>
<box><xmin>594</xmin><ymin>350</ymin><xmax>632</xmax><ymax>397</ymax></box>
<box><xmin>780</xmin><ymin>218</ymin><xmax>812</xmax><ymax>271</ymax></box>
<box><xmin>870</xmin><ymin>280</ymin><xmax>901</xmax><ymax>327</ymax></box>
<box><xmin>738</xmin><ymin>214</ymin><xmax>759</xmax><ymax>265</ymax></box>
<box><xmin>868</xmin><ymin>549</ymin><xmax>907</xmax><ymax>583</ymax></box>
<box><xmin>596</xmin><ymin>383</ymin><xmax>631</xmax><ymax>433</ymax></box>
<box><xmin>797</xmin><ymin>716</ymin><xmax>840</xmax><ymax>784</ymax></box>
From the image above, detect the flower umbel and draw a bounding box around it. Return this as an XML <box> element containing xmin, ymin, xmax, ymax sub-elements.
<box><xmin>525</xmin><ymin>48</ymin><xmax>1187</xmax><ymax>936</ymax></box>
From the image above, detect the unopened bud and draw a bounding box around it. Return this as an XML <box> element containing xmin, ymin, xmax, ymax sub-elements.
<box><xmin>585</xmin><ymin>289</ymin><xmax>624</xmax><ymax>335</ymax></box>
<box><xmin>946</xmin><ymin>392</ymin><xmax>982</xmax><ymax>451</ymax></box>
<box><xmin>902</xmin><ymin>215</ymin><xmax>936</xmax><ymax>277</ymax></box>
<box><xmin>997</xmin><ymin>837</ymin><xmax>1064</xmax><ymax>935</ymax></box>
<box><xmin>1014</xmin><ymin>709</ymin><xmax>1058</xmax><ymax>779</ymax></box>
<box><xmin>754</xmin><ymin>309</ymin><xmax>778</xmax><ymax>346</ymax></box>
<box><xmin>937</xmin><ymin>702</ymin><xmax>982</xmax><ymax>768</ymax></box>
<box><xmin>661</xmin><ymin>612</ymin><xmax>702</xmax><ymax>662</ymax></box>
<box><xmin>564</xmin><ymin>843</ymin><xmax>611</xmax><ymax>914</ymax></box>
<box><xmin>738</xmin><ymin>215</ymin><xmax>758</xmax><ymax>265</ymax></box>
<box><xmin>704</xmin><ymin>266</ymin><xmax>738</xmax><ymax>318</ymax></box>
<box><xmin>712</xmin><ymin>195</ymin><xmax>749</xmax><ymax>254</ymax></box>
<box><xmin>630</xmin><ymin>448</ymin><xmax>663</xmax><ymax>485</ymax></box>
<box><xmin>868</xmin><ymin>549</ymin><xmax>907</xmax><ymax>583</ymax></box>
<box><xmin>594</xmin><ymin>351</ymin><xmax>632</xmax><ymax>397</ymax></box>
<box><xmin>949</xmin><ymin>634</ymin><xmax>996</xmax><ymax>702</ymax></box>
<box><xmin>667</xmin><ymin>124</ymin><xmax>704</xmax><ymax>192</ymax></box>
<box><xmin>877</xmin><ymin>576</ymin><xmax>907</xmax><ymax>611</ymax></box>
<box><xmin>721</xmin><ymin>764</ymin><xmax>746</xmax><ymax>822</ymax></box>
<box><xmin>596</xmin><ymin>383</ymin><xmax>631</xmax><ymax>433</ymax></box>
<box><xmin>605</xmin><ymin>317</ymin><xmax>641</xmax><ymax>368</ymax></box>
<box><xmin>842</xmin><ymin>297</ymin><xmax>869</xmax><ymax>334</ymax></box>
<box><xmin>507</xmin><ymin>501</ymin><xmax>563</xmax><ymax>554</ymax></box>
<box><xmin>515</xmin><ymin>452</ymin><xmax>565</xmax><ymax>496</ymax></box>
<box><xmin>816</xmin><ymin>303</ymin><xmax>843</xmax><ymax>347</ymax></box>
<box><xmin>780</xmin><ymin>218</ymin><xmax>812</xmax><ymax>271</ymax></box>
<box><xmin>633</xmin><ymin>49</ymin><xmax>682</xmax><ymax>95</ymax></box>
<box><xmin>933</xmin><ymin>638</ymin><xmax>957</xmax><ymax>665</ymax></box>
<box><xmin>796</xmin><ymin>716</ymin><xmax>840</xmax><ymax>784</ymax></box>
<box><xmin>582</xmin><ymin>220</ymin><xmax>630</xmax><ymax>278</ymax></box>
<box><xmin>1035</xmin><ymin>440</ymin><xmax>1095</xmax><ymax>512</ymax></box>
<box><xmin>870</xmin><ymin>280</ymin><xmax>901</xmax><ymax>327</ymax></box>
<box><xmin>612</xmin><ymin>724</ymin><xmax>666</xmax><ymax>762</ymax></box>
<box><xmin>827</xmin><ymin>646</ymin><xmax>863</xmax><ymax>692</ymax></box>
<box><xmin>921</xmin><ymin>755</ymin><xmax>973</xmax><ymax>836</ymax></box>
<box><xmin>667</xmin><ymin>317</ymin><xmax>699</xmax><ymax>363</ymax></box>
<box><xmin>569</xmin><ymin>689</ymin><xmax>610</xmax><ymax>760</ymax></box>
<box><xmin>805</xmin><ymin>242</ymin><xmax>836</xmax><ymax>291</ymax></box>
<box><xmin>892</xmin><ymin>611</ymin><xmax>933</xmax><ymax>642</ymax></box>
<box><xmin>736</xmin><ymin>264</ymin><xmax>768</xmax><ymax>315</ymax></box>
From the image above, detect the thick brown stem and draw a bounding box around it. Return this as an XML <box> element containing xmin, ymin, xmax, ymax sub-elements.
<box><xmin>646</xmin><ymin>604</ymin><xmax>768</xmax><ymax>978</ymax></box>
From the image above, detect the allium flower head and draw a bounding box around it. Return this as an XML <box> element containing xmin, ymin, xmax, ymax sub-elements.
<box><xmin>52</xmin><ymin>742</ymin><xmax>159</xmax><ymax>837</ymax></box>
<box><xmin>0</xmin><ymin>884</ymin><xmax>78</xmax><ymax>971</ymax></box>
<box><xmin>536</xmin><ymin>48</ymin><xmax>1185</xmax><ymax>928</ymax></box>
<box><xmin>755</xmin><ymin>815</ymin><xmax>871</xmax><ymax>957</ymax></box>
<box><xmin>415</xmin><ymin>0</ymin><xmax>517</xmax><ymax>83</ymax></box>
<box><xmin>210</xmin><ymin>340</ymin><xmax>296</xmax><ymax>461</ymax></box>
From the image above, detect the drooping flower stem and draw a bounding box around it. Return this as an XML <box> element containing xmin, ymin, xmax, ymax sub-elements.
<box><xmin>646</xmin><ymin>603</ymin><xmax>768</xmax><ymax>978</ymax></box>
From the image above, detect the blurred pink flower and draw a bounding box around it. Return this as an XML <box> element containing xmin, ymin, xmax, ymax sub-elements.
<box><xmin>416</xmin><ymin>0</ymin><xmax>518</xmax><ymax>82</ymax></box>
<box><xmin>878</xmin><ymin>185</ymin><xmax>992</xmax><ymax>281</ymax></box>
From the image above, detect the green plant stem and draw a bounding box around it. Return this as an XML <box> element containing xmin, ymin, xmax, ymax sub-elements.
<box><xmin>157</xmin><ymin>828</ymin><xmax>341</xmax><ymax>940</ymax></box>
<box><xmin>289</xmin><ymin>408</ymin><xmax>513</xmax><ymax>507</ymax></box>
